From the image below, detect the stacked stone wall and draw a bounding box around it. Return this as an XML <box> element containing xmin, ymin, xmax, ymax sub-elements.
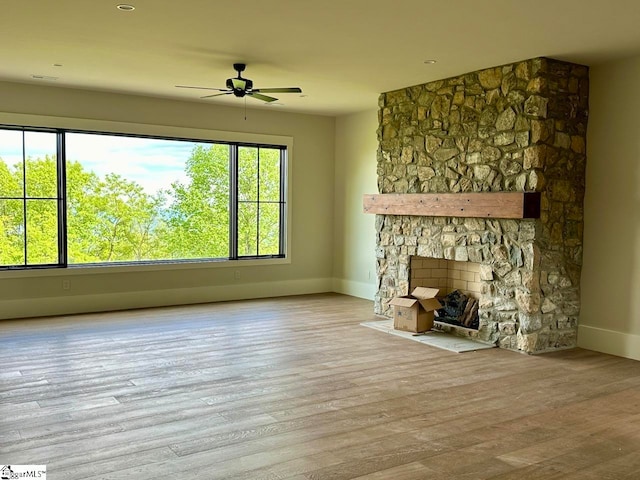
<box><xmin>375</xmin><ymin>57</ymin><xmax>588</xmax><ymax>353</ymax></box>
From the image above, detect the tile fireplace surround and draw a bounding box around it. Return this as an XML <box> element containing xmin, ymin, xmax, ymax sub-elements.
<box><xmin>369</xmin><ymin>57</ymin><xmax>589</xmax><ymax>354</ymax></box>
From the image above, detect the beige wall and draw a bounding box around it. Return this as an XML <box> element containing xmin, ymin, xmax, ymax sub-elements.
<box><xmin>332</xmin><ymin>109</ymin><xmax>378</xmax><ymax>299</ymax></box>
<box><xmin>579</xmin><ymin>56</ymin><xmax>640</xmax><ymax>360</ymax></box>
<box><xmin>7</xmin><ymin>62</ymin><xmax>640</xmax><ymax>362</ymax></box>
<box><xmin>0</xmin><ymin>81</ymin><xmax>336</xmax><ymax>318</ymax></box>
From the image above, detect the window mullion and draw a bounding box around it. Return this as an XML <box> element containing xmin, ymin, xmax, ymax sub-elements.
<box><xmin>21</xmin><ymin>130</ymin><xmax>28</xmax><ymax>266</ymax></box>
<box><xmin>279</xmin><ymin>148</ymin><xmax>286</xmax><ymax>256</ymax></box>
<box><xmin>229</xmin><ymin>144</ymin><xmax>238</xmax><ymax>260</ymax></box>
<box><xmin>256</xmin><ymin>148</ymin><xmax>260</xmax><ymax>256</ymax></box>
<box><xmin>57</xmin><ymin>131</ymin><xmax>67</xmax><ymax>266</ymax></box>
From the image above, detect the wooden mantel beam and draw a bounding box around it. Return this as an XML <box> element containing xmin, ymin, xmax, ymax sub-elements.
<box><xmin>363</xmin><ymin>192</ymin><xmax>541</xmax><ymax>219</ymax></box>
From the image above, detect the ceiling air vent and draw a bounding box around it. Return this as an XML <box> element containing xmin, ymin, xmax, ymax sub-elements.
<box><xmin>31</xmin><ymin>75</ymin><xmax>59</xmax><ymax>81</ymax></box>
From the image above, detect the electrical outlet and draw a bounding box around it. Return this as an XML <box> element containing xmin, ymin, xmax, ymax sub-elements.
<box><xmin>234</xmin><ymin>270</ymin><xmax>241</xmax><ymax>280</ymax></box>
<box><xmin>62</xmin><ymin>279</ymin><xmax>70</xmax><ymax>290</ymax></box>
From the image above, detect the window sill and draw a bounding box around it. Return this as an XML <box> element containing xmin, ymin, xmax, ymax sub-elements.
<box><xmin>0</xmin><ymin>256</ymin><xmax>291</xmax><ymax>279</ymax></box>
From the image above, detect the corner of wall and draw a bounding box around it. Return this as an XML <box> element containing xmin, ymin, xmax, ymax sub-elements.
<box><xmin>331</xmin><ymin>277</ymin><xmax>376</xmax><ymax>301</ymax></box>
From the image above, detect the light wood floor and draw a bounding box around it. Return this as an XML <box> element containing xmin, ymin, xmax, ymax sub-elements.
<box><xmin>2</xmin><ymin>293</ymin><xmax>640</xmax><ymax>479</ymax></box>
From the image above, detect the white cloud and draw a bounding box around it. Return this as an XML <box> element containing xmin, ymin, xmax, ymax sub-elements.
<box><xmin>0</xmin><ymin>130</ymin><xmax>205</xmax><ymax>194</ymax></box>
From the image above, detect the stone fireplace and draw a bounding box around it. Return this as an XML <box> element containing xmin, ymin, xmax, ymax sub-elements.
<box><xmin>370</xmin><ymin>57</ymin><xmax>589</xmax><ymax>354</ymax></box>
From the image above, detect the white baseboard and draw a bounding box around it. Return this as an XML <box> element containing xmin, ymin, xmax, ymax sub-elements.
<box><xmin>0</xmin><ymin>277</ymin><xmax>333</xmax><ymax>320</ymax></box>
<box><xmin>332</xmin><ymin>278</ymin><xmax>376</xmax><ymax>301</ymax></box>
<box><xmin>578</xmin><ymin>325</ymin><xmax>640</xmax><ymax>361</ymax></box>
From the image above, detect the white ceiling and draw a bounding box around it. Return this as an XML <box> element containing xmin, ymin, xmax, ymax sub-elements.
<box><xmin>2</xmin><ymin>1</ymin><xmax>640</xmax><ymax>116</ymax></box>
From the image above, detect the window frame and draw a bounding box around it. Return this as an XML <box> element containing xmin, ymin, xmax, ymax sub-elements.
<box><xmin>232</xmin><ymin>144</ymin><xmax>287</xmax><ymax>260</ymax></box>
<box><xmin>0</xmin><ymin>122</ymin><xmax>291</xmax><ymax>272</ymax></box>
<box><xmin>0</xmin><ymin>127</ymin><xmax>67</xmax><ymax>270</ymax></box>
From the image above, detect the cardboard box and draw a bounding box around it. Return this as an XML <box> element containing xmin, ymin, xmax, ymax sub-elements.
<box><xmin>390</xmin><ymin>287</ymin><xmax>442</xmax><ymax>333</ymax></box>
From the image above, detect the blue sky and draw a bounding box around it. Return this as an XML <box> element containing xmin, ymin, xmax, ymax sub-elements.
<box><xmin>0</xmin><ymin>130</ymin><xmax>201</xmax><ymax>193</ymax></box>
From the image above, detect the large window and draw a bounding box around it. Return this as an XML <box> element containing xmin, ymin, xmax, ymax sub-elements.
<box><xmin>0</xmin><ymin>127</ymin><xmax>287</xmax><ymax>269</ymax></box>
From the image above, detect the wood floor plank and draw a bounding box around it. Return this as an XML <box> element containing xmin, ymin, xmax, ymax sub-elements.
<box><xmin>350</xmin><ymin>461</ymin><xmax>436</xmax><ymax>480</ymax></box>
<box><xmin>2</xmin><ymin>293</ymin><xmax>640</xmax><ymax>479</ymax></box>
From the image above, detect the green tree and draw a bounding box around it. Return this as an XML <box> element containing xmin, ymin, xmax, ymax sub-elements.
<box><xmin>67</xmin><ymin>164</ymin><xmax>168</xmax><ymax>263</ymax></box>
<box><xmin>66</xmin><ymin>160</ymin><xmax>102</xmax><ymax>263</ymax></box>
<box><xmin>25</xmin><ymin>155</ymin><xmax>59</xmax><ymax>264</ymax></box>
<box><xmin>0</xmin><ymin>158</ymin><xmax>25</xmax><ymax>265</ymax></box>
<box><xmin>1</xmin><ymin>156</ymin><xmax>58</xmax><ymax>265</ymax></box>
<box><xmin>164</xmin><ymin>144</ymin><xmax>230</xmax><ymax>259</ymax></box>
<box><xmin>165</xmin><ymin>144</ymin><xmax>282</xmax><ymax>258</ymax></box>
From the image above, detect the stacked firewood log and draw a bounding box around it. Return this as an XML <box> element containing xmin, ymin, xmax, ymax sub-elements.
<box><xmin>435</xmin><ymin>290</ymin><xmax>479</xmax><ymax>329</ymax></box>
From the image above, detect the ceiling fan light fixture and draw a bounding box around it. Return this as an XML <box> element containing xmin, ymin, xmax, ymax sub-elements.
<box><xmin>231</xmin><ymin>78</ymin><xmax>252</xmax><ymax>91</ymax></box>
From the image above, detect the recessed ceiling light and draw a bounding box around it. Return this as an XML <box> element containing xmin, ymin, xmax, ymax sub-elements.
<box><xmin>424</xmin><ymin>60</ymin><xmax>437</xmax><ymax>64</ymax></box>
<box><xmin>116</xmin><ymin>4</ymin><xmax>135</xmax><ymax>11</ymax></box>
<box><xmin>53</xmin><ymin>64</ymin><xmax>63</xmax><ymax>67</ymax></box>
<box><xmin>267</xmin><ymin>102</ymin><xmax>284</xmax><ymax>106</ymax></box>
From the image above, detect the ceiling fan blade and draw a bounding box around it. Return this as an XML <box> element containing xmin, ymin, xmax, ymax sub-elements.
<box><xmin>201</xmin><ymin>91</ymin><xmax>233</xmax><ymax>99</ymax></box>
<box><xmin>252</xmin><ymin>87</ymin><xmax>302</xmax><ymax>94</ymax></box>
<box><xmin>248</xmin><ymin>92</ymin><xmax>278</xmax><ymax>103</ymax></box>
<box><xmin>176</xmin><ymin>85</ymin><xmax>228</xmax><ymax>91</ymax></box>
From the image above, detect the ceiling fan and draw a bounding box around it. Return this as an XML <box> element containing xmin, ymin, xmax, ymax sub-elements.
<box><xmin>176</xmin><ymin>63</ymin><xmax>302</xmax><ymax>103</ymax></box>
